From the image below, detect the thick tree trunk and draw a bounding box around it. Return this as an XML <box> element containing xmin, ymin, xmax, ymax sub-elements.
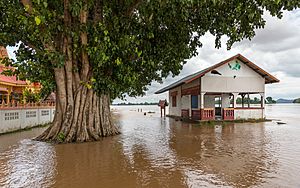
<box><xmin>35</xmin><ymin>0</ymin><xmax>120</xmax><ymax>143</ymax></box>
<box><xmin>36</xmin><ymin>86</ymin><xmax>120</xmax><ymax>143</ymax></box>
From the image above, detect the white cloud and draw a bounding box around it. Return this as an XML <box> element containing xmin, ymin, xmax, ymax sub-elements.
<box><xmin>118</xmin><ymin>10</ymin><xmax>300</xmax><ymax>103</ymax></box>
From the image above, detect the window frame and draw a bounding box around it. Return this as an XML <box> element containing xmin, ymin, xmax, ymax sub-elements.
<box><xmin>191</xmin><ymin>95</ymin><xmax>198</xmax><ymax>109</ymax></box>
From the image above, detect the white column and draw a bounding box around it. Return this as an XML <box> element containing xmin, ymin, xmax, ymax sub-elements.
<box><xmin>200</xmin><ymin>92</ymin><xmax>205</xmax><ymax>109</ymax></box>
<box><xmin>232</xmin><ymin>93</ymin><xmax>239</xmax><ymax>108</ymax></box>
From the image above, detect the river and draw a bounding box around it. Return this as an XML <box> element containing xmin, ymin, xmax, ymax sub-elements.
<box><xmin>0</xmin><ymin>104</ymin><xmax>300</xmax><ymax>188</ymax></box>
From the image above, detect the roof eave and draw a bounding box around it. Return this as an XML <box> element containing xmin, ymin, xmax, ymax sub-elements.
<box><xmin>154</xmin><ymin>83</ymin><xmax>184</xmax><ymax>94</ymax></box>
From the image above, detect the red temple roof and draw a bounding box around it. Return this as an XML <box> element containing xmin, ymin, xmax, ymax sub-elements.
<box><xmin>0</xmin><ymin>66</ymin><xmax>27</xmax><ymax>85</ymax></box>
<box><xmin>0</xmin><ymin>47</ymin><xmax>27</xmax><ymax>86</ymax></box>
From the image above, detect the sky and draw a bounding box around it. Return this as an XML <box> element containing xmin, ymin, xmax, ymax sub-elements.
<box><xmin>6</xmin><ymin>9</ymin><xmax>300</xmax><ymax>104</ymax></box>
<box><xmin>114</xmin><ymin>9</ymin><xmax>300</xmax><ymax>104</ymax></box>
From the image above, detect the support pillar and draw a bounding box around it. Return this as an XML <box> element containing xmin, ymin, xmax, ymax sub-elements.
<box><xmin>6</xmin><ymin>94</ymin><xmax>10</xmax><ymax>104</ymax></box>
<box><xmin>247</xmin><ymin>93</ymin><xmax>250</xmax><ymax>108</ymax></box>
<box><xmin>232</xmin><ymin>93</ymin><xmax>239</xmax><ymax>108</ymax></box>
<box><xmin>241</xmin><ymin>94</ymin><xmax>245</xmax><ymax>108</ymax></box>
<box><xmin>260</xmin><ymin>93</ymin><xmax>265</xmax><ymax>108</ymax></box>
<box><xmin>260</xmin><ymin>92</ymin><xmax>265</xmax><ymax>119</ymax></box>
<box><xmin>200</xmin><ymin>92</ymin><xmax>205</xmax><ymax>109</ymax></box>
<box><xmin>7</xmin><ymin>88</ymin><xmax>11</xmax><ymax>104</ymax></box>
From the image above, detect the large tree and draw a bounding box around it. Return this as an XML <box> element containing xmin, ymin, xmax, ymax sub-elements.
<box><xmin>0</xmin><ymin>0</ymin><xmax>299</xmax><ymax>143</ymax></box>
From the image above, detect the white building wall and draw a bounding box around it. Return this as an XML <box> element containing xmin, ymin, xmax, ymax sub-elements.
<box><xmin>201</xmin><ymin>59</ymin><xmax>265</xmax><ymax>93</ymax></box>
<box><xmin>181</xmin><ymin>95</ymin><xmax>190</xmax><ymax>110</ymax></box>
<box><xmin>0</xmin><ymin>107</ymin><xmax>55</xmax><ymax>134</ymax></box>
<box><xmin>169</xmin><ymin>86</ymin><xmax>181</xmax><ymax>116</ymax></box>
<box><xmin>167</xmin><ymin>59</ymin><xmax>267</xmax><ymax>120</ymax></box>
<box><xmin>234</xmin><ymin>109</ymin><xmax>264</xmax><ymax>119</ymax></box>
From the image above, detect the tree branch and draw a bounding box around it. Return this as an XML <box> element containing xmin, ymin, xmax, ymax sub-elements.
<box><xmin>20</xmin><ymin>0</ymin><xmax>32</xmax><ymax>13</ymax></box>
<box><xmin>93</xmin><ymin>0</ymin><xmax>103</xmax><ymax>24</ymax></box>
<box><xmin>125</xmin><ymin>0</ymin><xmax>143</xmax><ymax>17</ymax></box>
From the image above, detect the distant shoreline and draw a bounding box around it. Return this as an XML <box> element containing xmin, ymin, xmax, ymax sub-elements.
<box><xmin>112</xmin><ymin>103</ymin><xmax>158</xmax><ymax>106</ymax></box>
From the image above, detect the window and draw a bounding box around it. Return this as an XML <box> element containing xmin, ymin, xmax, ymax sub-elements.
<box><xmin>172</xmin><ymin>95</ymin><xmax>177</xmax><ymax>107</ymax></box>
<box><xmin>191</xmin><ymin>95</ymin><xmax>198</xmax><ymax>108</ymax></box>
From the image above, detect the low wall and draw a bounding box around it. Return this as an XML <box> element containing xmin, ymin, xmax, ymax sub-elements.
<box><xmin>0</xmin><ymin>107</ymin><xmax>55</xmax><ymax>134</ymax></box>
<box><xmin>234</xmin><ymin>108</ymin><xmax>264</xmax><ymax>120</ymax></box>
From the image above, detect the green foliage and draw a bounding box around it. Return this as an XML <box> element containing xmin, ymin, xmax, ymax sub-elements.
<box><xmin>23</xmin><ymin>89</ymin><xmax>41</xmax><ymax>102</ymax></box>
<box><xmin>0</xmin><ymin>0</ymin><xmax>299</xmax><ymax>99</ymax></box>
<box><xmin>57</xmin><ymin>132</ymin><xmax>66</xmax><ymax>142</ymax></box>
<box><xmin>266</xmin><ymin>97</ymin><xmax>277</xmax><ymax>104</ymax></box>
<box><xmin>235</xmin><ymin>97</ymin><xmax>261</xmax><ymax>104</ymax></box>
<box><xmin>293</xmin><ymin>98</ymin><xmax>300</xmax><ymax>103</ymax></box>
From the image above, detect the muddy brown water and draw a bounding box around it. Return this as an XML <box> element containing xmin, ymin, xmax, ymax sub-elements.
<box><xmin>0</xmin><ymin>104</ymin><xmax>300</xmax><ymax>188</ymax></box>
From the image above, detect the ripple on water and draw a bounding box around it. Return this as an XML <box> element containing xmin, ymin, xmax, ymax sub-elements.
<box><xmin>0</xmin><ymin>105</ymin><xmax>300</xmax><ymax>187</ymax></box>
<box><xmin>0</xmin><ymin>139</ymin><xmax>56</xmax><ymax>188</ymax></box>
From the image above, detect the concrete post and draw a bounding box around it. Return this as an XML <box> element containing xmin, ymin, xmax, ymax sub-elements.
<box><xmin>241</xmin><ymin>94</ymin><xmax>245</xmax><ymax>108</ymax></box>
<box><xmin>260</xmin><ymin>93</ymin><xmax>265</xmax><ymax>108</ymax></box>
<box><xmin>232</xmin><ymin>93</ymin><xmax>239</xmax><ymax>108</ymax></box>
<box><xmin>247</xmin><ymin>93</ymin><xmax>250</xmax><ymax>108</ymax></box>
<box><xmin>260</xmin><ymin>92</ymin><xmax>265</xmax><ymax>119</ymax></box>
<box><xmin>200</xmin><ymin>92</ymin><xmax>205</xmax><ymax>109</ymax></box>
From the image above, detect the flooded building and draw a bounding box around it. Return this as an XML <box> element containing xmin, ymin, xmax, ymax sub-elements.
<box><xmin>155</xmin><ymin>54</ymin><xmax>279</xmax><ymax>120</ymax></box>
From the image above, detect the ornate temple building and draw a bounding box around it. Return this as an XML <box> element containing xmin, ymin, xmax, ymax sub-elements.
<box><xmin>0</xmin><ymin>46</ymin><xmax>40</xmax><ymax>104</ymax></box>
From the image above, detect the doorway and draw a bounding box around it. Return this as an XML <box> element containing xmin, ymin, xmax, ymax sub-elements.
<box><xmin>215</xmin><ymin>96</ymin><xmax>222</xmax><ymax>119</ymax></box>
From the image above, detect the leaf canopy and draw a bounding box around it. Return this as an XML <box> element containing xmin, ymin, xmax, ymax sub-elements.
<box><xmin>0</xmin><ymin>0</ymin><xmax>299</xmax><ymax>98</ymax></box>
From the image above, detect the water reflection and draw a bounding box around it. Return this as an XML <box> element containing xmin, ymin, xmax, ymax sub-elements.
<box><xmin>169</xmin><ymin>120</ymin><xmax>277</xmax><ymax>187</ymax></box>
<box><xmin>0</xmin><ymin>105</ymin><xmax>299</xmax><ymax>187</ymax></box>
<box><xmin>0</xmin><ymin>139</ymin><xmax>56</xmax><ymax>188</ymax></box>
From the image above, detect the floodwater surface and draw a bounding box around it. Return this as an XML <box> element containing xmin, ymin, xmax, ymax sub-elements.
<box><xmin>0</xmin><ymin>104</ymin><xmax>300</xmax><ymax>188</ymax></box>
